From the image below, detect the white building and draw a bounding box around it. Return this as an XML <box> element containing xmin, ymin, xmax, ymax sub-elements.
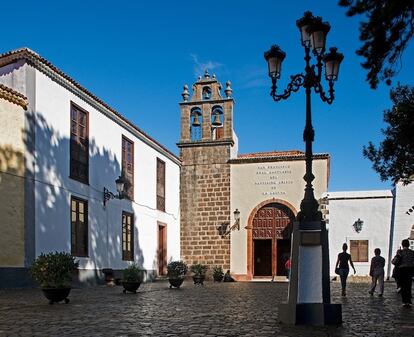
<box><xmin>0</xmin><ymin>48</ymin><xmax>180</xmax><ymax>287</ymax></box>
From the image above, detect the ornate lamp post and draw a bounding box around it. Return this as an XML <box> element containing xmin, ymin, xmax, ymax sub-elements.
<box><xmin>264</xmin><ymin>11</ymin><xmax>343</xmax><ymax>325</ymax></box>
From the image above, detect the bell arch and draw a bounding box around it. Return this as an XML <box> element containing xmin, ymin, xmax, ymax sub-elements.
<box><xmin>246</xmin><ymin>198</ymin><xmax>297</xmax><ymax>279</ymax></box>
<box><xmin>190</xmin><ymin>107</ymin><xmax>202</xmax><ymax>141</ymax></box>
<box><xmin>211</xmin><ymin>105</ymin><xmax>224</xmax><ymax>140</ymax></box>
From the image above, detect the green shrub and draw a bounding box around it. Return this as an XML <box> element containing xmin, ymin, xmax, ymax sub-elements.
<box><xmin>190</xmin><ymin>263</ymin><xmax>208</xmax><ymax>276</ymax></box>
<box><xmin>212</xmin><ymin>265</ymin><xmax>224</xmax><ymax>278</ymax></box>
<box><xmin>167</xmin><ymin>261</ymin><xmax>188</xmax><ymax>278</ymax></box>
<box><xmin>123</xmin><ymin>264</ymin><xmax>142</xmax><ymax>282</ymax></box>
<box><xmin>30</xmin><ymin>252</ymin><xmax>78</xmax><ymax>288</ymax></box>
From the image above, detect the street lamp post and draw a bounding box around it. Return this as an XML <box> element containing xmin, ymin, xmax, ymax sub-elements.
<box><xmin>264</xmin><ymin>11</ymin><xmax>344</xmax><ymax>325</ymax></box>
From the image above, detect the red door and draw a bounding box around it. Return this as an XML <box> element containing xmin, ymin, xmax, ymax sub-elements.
<box><xmin>158</xmin><ymin>224</ymin><xmax>167</xmax><ymax>276</ymax></box>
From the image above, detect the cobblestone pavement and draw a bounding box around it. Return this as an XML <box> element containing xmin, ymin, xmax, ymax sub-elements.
<box><xmin>0</xmin><ymin>281</ymin><xmax>413</xmax><ymax>337</ymax></box>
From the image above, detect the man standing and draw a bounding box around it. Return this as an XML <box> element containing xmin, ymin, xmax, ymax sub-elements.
<box><xmin>369</xmin><ymin>248</ymin><xmax>385</xmax><ymax>297</ymax></box>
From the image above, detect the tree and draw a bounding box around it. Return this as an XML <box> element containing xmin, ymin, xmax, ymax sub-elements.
<box><xmin>339</xmin><ymin>0</ymin><xmax>414</xmax><ymax>89</ymax></box>
<box><xmin>363</xmin><ymin>84</ymin><xmax>414</xmax><ymax>184</ymax></box>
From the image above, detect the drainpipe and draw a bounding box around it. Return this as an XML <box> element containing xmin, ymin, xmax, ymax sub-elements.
<box><xmin>386</xmin><ymin>186</ymin><xmax>396</xmax><ymax>280</ymax></box>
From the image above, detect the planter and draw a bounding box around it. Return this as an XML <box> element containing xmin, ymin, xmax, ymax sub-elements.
<box><xmin>213</xmin><ymin>275</ymin><xmax>224</xmax><ymax>282</ymax></box>
<box><xmin>193</xmin><ymin>275</ymin><xmax>205</xmax><ymax>285</ymax></box>
<box><xmin>122</xmin><ymin>281</ymin><xmax>141</xmax><ymax>294</ymax></box>
<box><xmin>41</xmin><ymin>288</ymin><xmax>71</xmax><ymax>304</ymax></box>
<box><xmin>168</xmin><ymin>278</ymin><xmax>184</xmax><ymax>289</ymax></box>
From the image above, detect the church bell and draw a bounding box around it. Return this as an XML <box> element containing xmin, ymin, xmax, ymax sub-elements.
<box><xmin>192</xmin><ymin>114</ymin><xmax>201</xmax><ymax>127</ymax></box>
<box><xmin>212</xmin><ymin>112</ymin><xmax>222</xmax><ymax>127</ymax></box>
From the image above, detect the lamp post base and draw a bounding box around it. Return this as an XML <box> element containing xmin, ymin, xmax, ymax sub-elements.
<box><xmin>278</xmin><ymin>302</ymin><xmax>342</xmax><ymax>326</ymax></box>
<box><xmin>278</xmin><ymin>220</ymin><xmax>342</xmax><ymax>326</ymax></box>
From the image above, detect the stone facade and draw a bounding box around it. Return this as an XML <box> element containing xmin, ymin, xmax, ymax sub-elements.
<box><xmin>178</xmin><ymin>72</ymin><xmax>237</xmax><ymax>270</ymax></box>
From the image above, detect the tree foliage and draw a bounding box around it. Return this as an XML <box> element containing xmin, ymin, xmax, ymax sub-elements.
<box><xmin>339</xmin><ymin>0</ymin><xmax>414</xmax><ymax>88</ymax></box>
<box><xmin>363</xmin><ymin>84</ymin><xmax>414</xmax><ymax>184</ymax></box>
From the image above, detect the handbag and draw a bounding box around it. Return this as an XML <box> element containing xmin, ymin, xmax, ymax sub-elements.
<box><xmin>392</xmin><ymin>254</ymin><xmax>402</xmax><ymax>266</ymax></box>
<box><xmin>335</xmin><ymin>268</ymin><xmax>340</xmax><ymax>275</ymax></box>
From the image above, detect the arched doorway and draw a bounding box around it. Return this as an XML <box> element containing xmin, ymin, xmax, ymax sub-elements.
<box><xmin>247</xmin><ymin>200</ymin><xmax>296</xmax><ymax>278</ymax></box>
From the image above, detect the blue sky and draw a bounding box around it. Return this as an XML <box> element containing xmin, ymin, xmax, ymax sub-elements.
<box><xmin>3</xmin><ymin>1</ymin><xmax>413</xmax><ymax>191</ymax></box>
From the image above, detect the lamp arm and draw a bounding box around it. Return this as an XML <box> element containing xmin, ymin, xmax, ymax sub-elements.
<box><xmin>314</xmin><ymin>80</ymin><xmax>335</xmax><ymax>104</ymax></box>
<box><xmin>270</xmin><ymin>73</ymin><xmax>305</xmax><ymax>101</ymax></box>
<box><xmin>315</xmin><ymin>54</ymin><xmax>324</xmax><ymax>82</ymax></box>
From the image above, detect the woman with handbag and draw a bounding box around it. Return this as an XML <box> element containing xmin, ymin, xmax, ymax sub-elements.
<box><xmin>335</xmin><ymin>243</ymin><xmax>356</xmax><ymax>296</ymax></box>
<box><xmin>393</xmin><ymin>239</ymin><xmax>414</xmax><ymax>307</ymax></box>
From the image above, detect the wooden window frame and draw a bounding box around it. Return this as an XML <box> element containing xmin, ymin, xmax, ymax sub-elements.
<box><xmin>71</xmin><ymin>196</ymin><xmax>88</xmax><ymax>257</ymax></box>
<box><xmin>69</xmin><ymin>102</ymin><xmax>89</xmax><ymax>184</ymax></box>
<box><xmin>156</xmin><ymin>158</ymin><xmax>166</xmax><ymax>212</ymax></box>
<box><xmin>122</xmin><ymin>135</ymin><xmax>134</xmax><ymax>200</ymax></box>
<box><xmin>122</xmin><ymin>212</ymin><xmax>134</xmax><ymax>261</ymax></box>
<box><xmin>350</xmin><ymin>240</ymin><xmax>369</xmax><ymax>262</ymax></box>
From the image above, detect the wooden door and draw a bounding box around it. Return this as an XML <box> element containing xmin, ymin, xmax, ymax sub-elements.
<box><xmin>158</xmin><ymin>224</ymin><xmax>167</xmax><ymax>276</ymax></box>
<box><xmin>254</xmin><ymin>239</ymin><xmax>272</xmax><ymax>276</ymax></box>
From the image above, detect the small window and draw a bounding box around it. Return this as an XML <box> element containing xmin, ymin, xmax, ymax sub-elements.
<box><xmin>156</xmin><ymin>158</ymin><xmax>166</xmax><ymax>212</ymax></box>
<box><xmin>202</xmin><ymin>86</ymin><xmax>212</xmax><ymax>100</ymax></box>
<box><xmin>122</xmin><ymin>136</ymin><xmax>134</xmax><ymax>200</ymax></box>
<box><xmin>350</xmin><ymin>240</ymin><xmax>368</xmax><ymax>262</ymax></box>
<box><xmin>122</xmin><ymin>212</ymin><xmax>134</xmax><ymax>261</ymax></box>
<box><xmin>71</xmin><ymin>196</ymin><xmax>88</xmax><ymax>257</ymax></box>
<box><xmin>70</xmin><ymin>103</ymin><xmax>89</xmax><ymax>183</ymax></box>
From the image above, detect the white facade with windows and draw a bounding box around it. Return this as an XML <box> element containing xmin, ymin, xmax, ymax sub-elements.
<box><xmin>0</xmin><ymin>48</ymin><xmax>180</xmax><ymax>286</ymax></box>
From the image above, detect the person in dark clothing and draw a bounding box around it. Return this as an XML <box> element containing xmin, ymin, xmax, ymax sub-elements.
<box><xmin>369</xmin><ymin>248</ymin><xmax>385</xmax><ymax>297</ymax></box>
<box><xmin>393</xmin><ymin>239</ymin><xmax>414</xmax><ymax>307</ymax></box>
<box><xmin>335</xmin><ymin>243</ymin><xmax>356</xmax><ymax>296</ymax></box>
<box><xmin>391</xmin><ymin>250</ymin><xmax>401</xmax><ymax>293</ymax></box>
<box><xmin>223</xmin><ymin>270</ymin><xmax>235</xmax><ymax>282</ymax></box>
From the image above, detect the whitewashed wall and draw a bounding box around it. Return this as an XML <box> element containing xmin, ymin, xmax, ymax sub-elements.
<box><xmin>391</xmin><ymin>183</ymin><xmax>414</xmax><ymax>257</ymax></box>
<box><xmin>230</xmin><ymin>158</ymin><xmax>329</xmax><ymax>275</ymax></box>
<box><xmin>2</xmin><ymin>61</ymin><xmax>180</xmax><ymax>277</ymax></box>
<box><xmin>326</xmin><ymin>190</ymin><xmax>393</xmax><ymax>276</ymax></box>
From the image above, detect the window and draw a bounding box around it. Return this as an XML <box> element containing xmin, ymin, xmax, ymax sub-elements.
<box><xmin>350</xmin><ymin>240</ymin><xmax>368</xmax><ymax>262</ymax></box>
<box><xmin>122</xmin><ymin>212</ymin><xmax>134</xmax><ymax>261</ymax></box>
<box><xmin>156</xmin><ymin>158</ymin><xmax>166</xmax><ymax>212</ymax></box>
<box><xmin>122</xmin><ymin>136</ymin><xmax>134</xmax><ymax>200</ymax></box>
<box><xmin>70</xmin><ymin>103</ymin><xmax>89</xmax><ymax>183</ymax></box>
<box><xmin>71</xmin><ymin>197</ymin><xmax>88</xmax><ymax>257</ymax></box>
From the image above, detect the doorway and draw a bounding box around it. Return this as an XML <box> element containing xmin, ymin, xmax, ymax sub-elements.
<box><xmin>254</xmin><ymin>239</ymin><xmax>272</xmax><ymax>276</ymax></box>
<box><xmin>158</xmin><ymin>223</ymin><xmax>167</xmax><ymax>276</ymax></box>
<box><xmin>277</xmin><ymin>239</ymin><xmax>291</xmax><ymax>276</ymax></box>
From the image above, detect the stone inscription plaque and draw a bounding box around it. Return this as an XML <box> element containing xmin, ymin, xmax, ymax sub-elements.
<box><xmin>254</xmin><ymin>164</ymin><xmax>293</xmax><ymax>196</ymax></box>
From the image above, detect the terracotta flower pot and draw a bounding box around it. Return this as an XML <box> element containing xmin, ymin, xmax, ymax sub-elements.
<box><xmin>122</xmin><ymin>281</ymin><xmax>141</xmax><ymax>294</ymax></box>
<box><xmin>168</xmin><ymin>278</ymin><xmax>184</xmax><ymax>289</ymax></box>
<box><xmin>192</xmin><ymin>275</ymin><xmax>205</xmax><ymax>285</ymax></box>
<box><xmin>41</xmin><ymin>288</ymin><xmax>71</xmax><ymax>304</ymax></box>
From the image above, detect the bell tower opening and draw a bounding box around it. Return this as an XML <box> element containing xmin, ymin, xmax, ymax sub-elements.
<box><xmin>178</xmin><ymin>70</ymin><xmax>237</xmax><ymax>270</ymax></box>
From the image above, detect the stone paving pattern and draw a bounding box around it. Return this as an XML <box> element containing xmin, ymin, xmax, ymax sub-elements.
<box><xmin>0</xmin><ymin>281</ymin><xmax>413</xmax><ymax>336</ymax></box>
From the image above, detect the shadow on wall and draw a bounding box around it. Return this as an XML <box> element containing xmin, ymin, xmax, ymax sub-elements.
<box><xmin>0</xmin><ymin>111</ymin><xmax>145</xmax><ymax>287</ymax></box>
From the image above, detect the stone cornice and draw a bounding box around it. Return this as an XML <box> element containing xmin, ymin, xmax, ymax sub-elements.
<box><xmin>0</xmin><ymin>84</ymin><xmax>27</xmax><ymax>109</ymax></box>
<box><xmin>177</xmin><ymin>139</ymin><xmax>234</xmax><ymax>148</ymax></box>
<box><xmin>229</xmin><ymin>153</ymin><xmax>330</xmax><ymax>164</ymax></box>
<box><xmin>179</xmin><ymin>98</ymin><xmax>234</xmax><ymax>106</ymax></box>
<box><xmin>0</xmin><ymin>48</ymin><xmax>181</xmax><ymax>165</ymax></box>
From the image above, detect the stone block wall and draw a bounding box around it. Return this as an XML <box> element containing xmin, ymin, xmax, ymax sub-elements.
<box><xmin>180</xmin><ymin>144</ymin><xmax>231</xmax><ymax>270</ymax></box>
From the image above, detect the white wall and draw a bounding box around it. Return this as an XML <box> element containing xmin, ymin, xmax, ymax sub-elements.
<box><xmin>391</xmin><ymin>182</ymin><xmax>414</xmax><ymax>256</ymax></box>
<box><xmin>230</xmin><ymin>158</ymin><xmax>329</xmax><ymax>274</ymax></box>
<box><xmin>28</xmin><ymin>66</ymin><xmax>180</xmax><ymax>273</ymax></box>
<box><xmin>326</xmin><ymin>190</ymin><xmax>393</xmax><ymax>276</ymax></box>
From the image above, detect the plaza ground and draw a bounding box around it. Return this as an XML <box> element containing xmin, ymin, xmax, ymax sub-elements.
<box><xmin>0</xmin><ymin>281</ymin><xmax>412</xmax><ymax>337</ymax></box>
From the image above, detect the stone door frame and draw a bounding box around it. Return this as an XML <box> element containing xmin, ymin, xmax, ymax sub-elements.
<box><xmin>246</xmin><ymin>198</ymin><xmax>297</xmax><ymax>280</ymax></box>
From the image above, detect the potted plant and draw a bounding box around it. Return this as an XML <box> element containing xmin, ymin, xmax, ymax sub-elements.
<box><xmin>122</xmin><ymin>264</ymin><xmax>142</xmax><ymax>294</ymax></box>
<box><xmin>30</xmin><ymin>251</ymin><xmax>79</xmax><ymax>304</ymax></box>
<box><xmin>167</xmin><ymin>261</ymin><xmax>188</xmax><ymax>289</ymax></box>
<box><xmin>212</xmin><ymin>265</ymin><xmax>224</xmax><ymax>282</ymax></box>
<box><xmin>190</xmin><ymin>263</ymin><xmax>208</xmax><ymax>285</ymax></box>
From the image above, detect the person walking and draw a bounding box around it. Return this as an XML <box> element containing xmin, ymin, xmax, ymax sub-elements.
<box><xmin>335</xmin><ymin>243</ymin><xmax>356</xmax><ymax>296</ymax></box>
<box><xmin>393</xmin><ymin>239</ymin><xmax>414</xmax><ymax>307</ymax></box>
<box><xmin>369</xmin><ymin>248</ymin><xmax>385</xmax><ymax>297</ymax></box>
<box><xmin>391</xmin><ymin>249</ymin><xmax>401</xmax><ymax>293</ymax></box>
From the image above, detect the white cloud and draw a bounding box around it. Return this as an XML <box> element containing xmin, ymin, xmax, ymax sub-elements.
<box><xmin>190</xmin><ymin>54</ymin><xmax>223</xmax><ymax>77</ymax></box>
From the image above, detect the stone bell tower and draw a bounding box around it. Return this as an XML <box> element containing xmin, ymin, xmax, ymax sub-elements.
<box><xmin>178</xmin><ymin>70</ymin><xmax>237</xmax><ymax>271</ymax></box>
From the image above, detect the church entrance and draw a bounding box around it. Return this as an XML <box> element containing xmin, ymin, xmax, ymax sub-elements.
<box><xmin>250</xmin><ymin>202</ymin><xmax>295</xmax><ymax>277</ymax></box>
